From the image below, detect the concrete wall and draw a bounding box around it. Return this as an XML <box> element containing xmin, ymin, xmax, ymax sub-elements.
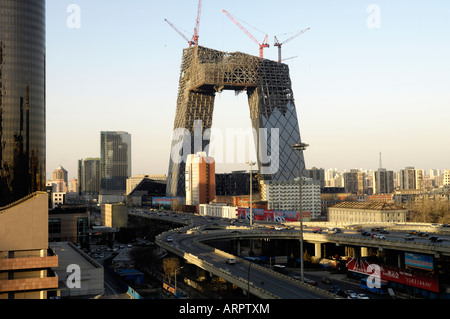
<box><xmin>0</xmin><ymin>192</ymin><xmax>48</xmax><ymax>251</ymax></box>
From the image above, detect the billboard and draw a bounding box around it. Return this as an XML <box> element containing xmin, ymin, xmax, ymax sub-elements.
<box><xmin>347</xmin><ymin>258</ymin><xmax>439</xmax><ymax>293</ymax></box>
<box><xmin>151</xmin><ymin>197</ymin><xmax>184</xmax><ymax>206</ymax></box>
<box><xmin>405</xmin><ymin>252</ymin><xmax>434</xmax><ymax>271</ymax></box>
<box><xmin>237</xmin><ymin>207</ymin><xmax>311</xmax><ymax>222</ymax></box>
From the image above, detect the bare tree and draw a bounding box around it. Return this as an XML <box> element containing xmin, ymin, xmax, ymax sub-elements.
<box><xmin>162</xmin><ymin>257</ymin><xmax>180</xmax><ymax>284</ymax></box>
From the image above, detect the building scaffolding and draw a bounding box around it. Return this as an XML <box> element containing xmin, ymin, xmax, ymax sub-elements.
<box><xmin>166</xmin><ymin>46</ymin><xmax>306</xmax><ymax>197</ymax></box>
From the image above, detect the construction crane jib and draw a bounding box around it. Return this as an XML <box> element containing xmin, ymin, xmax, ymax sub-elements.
<box><xmin>222</xmin><ymin>9</ymin><xmax>269</xmax><ymax>59</ymax></box>
<box><xmin>274</xmin><ymin>27</ymin><xmax>310</xmax><ymax>63</ymax></box>
<box><xmin>165</xmin><ymin>0</ymin><xmax>203</xmax><ymax>47</ymax></box>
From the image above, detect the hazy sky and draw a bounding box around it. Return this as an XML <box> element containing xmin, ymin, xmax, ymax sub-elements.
<box><xmin>45</xmin><ymin>1</ymin><xmax>450</xmax><ymax>180</ymax></box>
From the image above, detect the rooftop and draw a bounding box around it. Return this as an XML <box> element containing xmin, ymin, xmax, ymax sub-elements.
<box><xmin>331</xmin><ymin>201</ymin><xmax>403</xmax><ymax>211</ymax></box>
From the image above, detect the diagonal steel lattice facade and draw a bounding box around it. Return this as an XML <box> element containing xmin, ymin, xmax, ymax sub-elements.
<box><xmin>166</xmin><ymin>46</ymin><xmax>306</xmax><ymax>197</ymax></box>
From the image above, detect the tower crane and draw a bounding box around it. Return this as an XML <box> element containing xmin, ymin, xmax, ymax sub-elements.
<box><xmin>274</xmin><ymin>27</ymin><xmax>310</xmax><ymax>63</ymax></box>
<box><xmin>222</xmin><ymin>9</ymin><xmax>269</xmax><ymax>59</ymax></box>
<box><xmin>164</xmin><ymin>19</ymin><xmax>195</xmax><ymax>47</ymax></box>
<box><xmin>165</xmin><ymin>0</ymin><xmax>203</xmax><ymax>47</ymax></box>
<box><xmin>192</xmin><ymin>0</ymin><xmax>202</xmax><ymax>46</ymax></box>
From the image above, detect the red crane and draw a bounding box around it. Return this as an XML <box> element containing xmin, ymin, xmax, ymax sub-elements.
<box><xmin>274</xmin><ymin>27</ymin><xmax>310</xmax><ymax>63</ymax></box>
<box><xmin>192</xmin><ymin>0</ymin><xmax>203</xmax><ymax>46</ymax></box>
<box><xmin>165</xmin><ymin>0</ymin><xmax>203</xmax><ymax>47</ymax></box>
<box><xmin>222</xmin><ymin>9</ymin><xmax>269</xmax><ymax>59</ymax></box>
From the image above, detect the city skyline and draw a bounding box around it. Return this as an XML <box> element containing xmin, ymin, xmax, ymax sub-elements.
<box><xmin>45</xmin><ymin>1</ymin><xmax>450</xmax><ymax>181</ymax></box>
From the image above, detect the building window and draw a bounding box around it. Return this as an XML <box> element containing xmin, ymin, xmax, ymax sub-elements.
<box><xmin>49</xmin><ymin>218</ymin><xmax>61</xmax><ymax>234</ymax></box>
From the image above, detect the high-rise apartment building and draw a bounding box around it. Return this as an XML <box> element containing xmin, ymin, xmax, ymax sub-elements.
<box><xmin>260</xmin><ymin>178</ymin><xmax>322</xmax><ymax>219</ymax></box>
<box><xmin>0</xmin><ymin>0</ymin><xmax>46</xmax><ymax>207</ymax></box>
<box><xmin>100</xmin><ymin>131</ymin><xmax>131</xmax><ymax>194</ymax></box>
<box><xmin>373</xmin><ymin>168</ymin><xmax>394</xmax><ymax>194</ymax></box>
<box><xmin>78</xmin><ymin>158</ymin><xmax>101</xmax><ymax>194</ymax></box>
<box><xmin>398</xmin><ymin>167</ymin><xmax>416</xmax><ymax>190</ymax></box>
<box><xmin>306</xmin><ymin>167</ymin><xmax>325</xmax><ymax>189</ymax></box>
<box><xmin>444</xmin><ymin>170</ymin><xmax>450</xmax><ymax>186</ymax></box>
<box><xmin>343</xmin><ymin>169</ymin><xmax>365</xmax><ymax>194</ymax></box>
<box><xmin>185</xmin><ymin>152</ymin><xmax>215</xmax><ymax>206</ymax></box>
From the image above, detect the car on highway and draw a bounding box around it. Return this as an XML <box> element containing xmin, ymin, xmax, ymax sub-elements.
<box><xmin>274</xmin><ymin>226</ymin><xmax>283</xmax><ymax>231</ymax></box>
<box><xmin>345</xmin><ymin>289</ymin><xmax>358</xmax><ymax>299</ymax></box>
<box><xmin>166</xmin><ymin>237</ymin><xmax>173</xmax><ymax>242</ymax></box>
<box><xmin>429</xmin><ymin>236</ymin><xmax>443</xmax><ymax>242</ymax></box>
<box><xmin>273</xmin><ymin>264</ymin><xmax>288</xmax><ymax>275</ymax></box>
<box><xmin>373</xmin><ymin>234</ymin><xmax>386</xmax><ymax>239</ymax></box>
<box><xmin>304</xmin><ymin>277</ymin><xmax>318</xmax><ymax>286</ymax></box>
<box><xmin>312</xmin><ymin>227</ymin><xmax>322</xmax><ymax>233</ymax></box>
<box><xmin>321</xmin><ymin>277</ymin><xmax>332</xmax><ymax>284</ymax></box>
<box><xmin>405</xmin><ymin>234</ymin><xmax>415</xmax><ymax>241</ymax></box>
<box><xmin>226</xmin><ymin>258</ymin><xmax>236</xmax><ymax>265</ymax></box>
<box><xmin>357</xmin><ymin>293</ymin><xmax>370</xmax><ymax>299</ymax></box>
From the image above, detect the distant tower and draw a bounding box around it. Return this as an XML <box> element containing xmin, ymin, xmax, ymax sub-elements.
<box><xmin>52</xmin><ymin>165</ymin><xmax>68</xmax><ymax>185</ymax></box>
<box><xmin>79</xmin><ymin>158</ymin><xmax>101</xmax><ymax>194</ymax></box>
<box><xmin>100</xmin><ymin>131</ymin><xmax>132</xmax><ymax>194</ymax></box>
<box><xmin>379</xmin><ymin>152</ymin><xmax>383</xmax><ymax>169</ymax></box>
<box><xmin>0</xmin><ymin>0</ymin><xmax>46</xmax><ymax>207</ymax></box>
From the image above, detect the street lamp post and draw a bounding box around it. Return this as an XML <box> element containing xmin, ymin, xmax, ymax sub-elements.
<box><xmin>246</xmin><ymin>160</ymin><xmax>256</xmax><ymax>228</ymax></box>
<box><xmin>291</xmin><ymin>142</ymin><xmax>309</xmax><ymax>283</ymax></box>
<box><xmin>174</xmin><ymin>266</ymin><xmax>183</xmax><ymax>296</ymax></box>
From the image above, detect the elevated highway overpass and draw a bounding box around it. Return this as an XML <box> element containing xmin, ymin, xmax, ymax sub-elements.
<box><xmin>130</xmin><ymin>210</ymin><xmax>450</xmax><ymax>298</ymax></box>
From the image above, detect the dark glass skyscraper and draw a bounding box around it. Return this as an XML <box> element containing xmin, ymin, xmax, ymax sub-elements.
<box><xmin>0</xmin><ymin>1</ymin><xmax>46</xmax><ymax>207</ymax></box>
<box><xmin>100</xmin><ymin>131</ymin><xmax>131</xmax><ymax>193</ymax></box>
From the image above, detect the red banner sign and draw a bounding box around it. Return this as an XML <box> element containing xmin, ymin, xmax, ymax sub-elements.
<box><xmin>347</xmin><ymin>258</ymin><xmax>439</xmax><ymax>293</ymax></box>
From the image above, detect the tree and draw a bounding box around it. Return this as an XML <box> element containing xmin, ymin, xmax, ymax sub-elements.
<box><xmin>162</xmin><ymin>257</ymin><xmax>181</xmax><ymax>285</ymax></box>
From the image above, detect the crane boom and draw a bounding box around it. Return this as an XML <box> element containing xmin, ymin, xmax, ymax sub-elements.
<box><xmin>222</xmin><ymin>9</ymin><xmax>269</xmax><ymax>58</ymax></box>
<box><xmin>274</xmin><ymin>27</ymin><xmax>310</xmax><ymax>63</ymax></box>
<box><xmin>193</xmin><ymin>0</ymin><xmax>202</xmax><ymax>46</ymax></box>
<box><xmin>165</xmin><ymin>19</ymin><xmax>194</xmax><ymax>47</ymax></box>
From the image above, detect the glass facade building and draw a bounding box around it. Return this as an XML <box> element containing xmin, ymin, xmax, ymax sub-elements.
<box><xmin>0</xmin><ymin>0</ymin><xmax>46</xmax><ymax>207</ymax></box>
<box><xmin>78</xmin><ymin>158</ymin><xmax>101</xmax><ymax>194</ymax></box>
<box><xmin>100</xmin><ymin>131</ymin><xmax>131</xmax><ymax>193</ymax></box>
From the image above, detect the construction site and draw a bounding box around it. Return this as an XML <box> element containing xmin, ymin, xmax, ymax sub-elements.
<box><xmin>165</xmin><ymin>1</ymin><xmax>310</xmax><ymax>198</ymax></box>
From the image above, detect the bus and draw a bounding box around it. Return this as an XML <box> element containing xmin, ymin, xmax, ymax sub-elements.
<box><xmin>360</xmin><ymin>277</ymin><xmax>389</xmax><ymax>295</ymax></box>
